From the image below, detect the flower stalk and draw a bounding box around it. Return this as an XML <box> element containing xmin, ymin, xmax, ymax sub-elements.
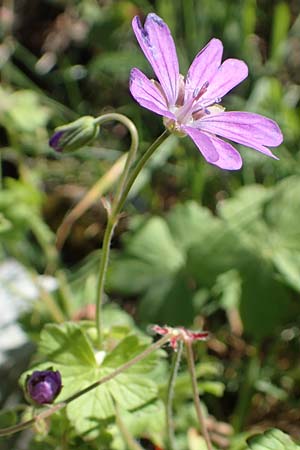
<box><xmin>166</xmin><ymin>340</ymin><xmax>183</xmax><ymax>450</ymax></box>
<box><xmin>95</xmin><ymin>127</ymin><xmax>170</xmax><ymax>345</ymax></box>
<box><xmin>185</xmin><ymin>340</ymin><xmax>213</xmax><ymax>450</ymax></box>
<box><xmin>50</xmin><ymin>112</ymin><xmax>170</xmax><ymax>345</ymax></box>
<box><xmin>73</xmin><ymin>113</ymin><xmax>138</xmax><ymax>346</ymax></box>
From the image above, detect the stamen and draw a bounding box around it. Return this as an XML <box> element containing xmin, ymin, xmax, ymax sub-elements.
<box><xmin>193</xmin><ymin>81</ymin><xmax>209</xmax><ymax>101</ymax></box>
<box><xmin>194</xmin><ymin>96</ymin><xmax>222</xmax><ymax>110</ymax></box>
<box><xmin>176</xmin><ymin>74</ymin><xmax>185</xmax><ymax>107</ymax></box>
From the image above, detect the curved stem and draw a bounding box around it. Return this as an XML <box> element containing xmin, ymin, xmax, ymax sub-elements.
<box><xmin>94</xmin><ymin>114</ymin><xmax>139</xmax><ymax>345</ymax></box>
<box><xmin>166</xmin><ymin>340</ymin><xmax>183</xmax><ymax>450</ymax></box>
<box><xmin>94</xmin><ymin>114</ymin><xmax>139</xmax><ymax>208</ymax></box>
<box><xmin>0</xmin><ymin>333</ymin><xmax>171</xmax><ymax>438</ymax></box>
<box><xmin>95</xmin><ymin>128</ymin><xmax>170</xmax><ymax>345</ymax></box>
<box><xmin>185</xmin><ymin>340</ymin><xmax>213</xmax><ymax>450</ymax></box>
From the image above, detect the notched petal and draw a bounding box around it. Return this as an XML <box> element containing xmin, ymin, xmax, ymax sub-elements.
<box><xmin>147</xmin><ymin>13</ymin><xmax>165</xmax><ymax>26</ymax></box>
<box><xmin>185</xmin><ymin>38</ymin><xmax>223</xmax><ymax>102</ymax></box>
<box><xmin>132</xmin><ymin>13</ymin><xmax>179</xmax><ymax>107</ymax></box>
<box><xmin>133</xmin><ymin>16</ymin><xmax>151</xmax><ymax>48</ymax></box>
<box><xmin>204</xmin><ymin>58</ymin><xmax>248</xmax><ymax>100</ymax></box>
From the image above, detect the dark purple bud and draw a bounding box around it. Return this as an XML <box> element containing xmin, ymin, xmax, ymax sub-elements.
<box><xmin>49</xmin><ymin>116</ymin><xmax>99</xmax><ymax>153</ymax></box>
<box><xmin>26</xmin><ymin>370</ymin><xmax>62</xmax><ymax>405</ymax></box>
<box><xmin>49</xmin><ymin>131</ymin><xmax>64</xmax><ymax>152</ymax></box>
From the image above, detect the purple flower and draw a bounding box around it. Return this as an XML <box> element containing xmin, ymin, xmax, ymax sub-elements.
<box><xmin>26</xmin><ymin>370</ymin><xmax>62</xmax><ymax>405</ymax></box>
<box><xmin>129</xmin><ymin>13</ymin><xmax>283</xmax><ymax>170</ymax></box>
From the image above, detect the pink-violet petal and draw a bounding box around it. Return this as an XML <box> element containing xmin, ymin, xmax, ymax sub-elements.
<box><xmin>183</xmin><ymin>126</ymin><xmax>219</xmax><ymax>163</ymax></box>
<box><xmin>201</xmin><ymin>59</ymin><xmax>248</xmax><ymax>102</ymax></box>
<box><xmin>197</xmin><ymin>111</ymin><xmax>282</xmax><ymax>157</ymax></box>
<box><xmin>207</xmin><ymin>135</ymin><xmax>243</xmax><ymax>170</ymax></box>
<box><xmin>130</xmin><ymin>68</ymin><xmax>175</xmax><ymax>119</ymax></box>
<box><xmin>132</xmin><ymin>14</ymin><xmax>179</xmax><ymax>107</ymax></box>
<box><xmin>185</xmin><ymin>38</ymin><xmax>223</xmax><ymax>103</ymax></box>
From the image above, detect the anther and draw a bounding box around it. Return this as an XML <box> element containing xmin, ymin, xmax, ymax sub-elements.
<box><xmin>193</xmin><ymin>81</ymin><xmax>209</xmax><ymax>101</ymax></box>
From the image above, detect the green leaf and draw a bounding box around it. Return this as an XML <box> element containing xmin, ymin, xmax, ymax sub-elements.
<box><xmin>126</xmin><ymin>217</ymin><xmax>184</xmax><ymax>272</ymax></box>
<box><xmin>68</xmin><ymin>371</ymin><xmax>156</xmax><ymax>437</ymax></box>
<box><xmin>109</xmin><ymin>216</ymin><xmax>184</xmax><ymax>295</ymax></box>
<box><xmin>138</xmin><ymin>271</ymin><xmax>195</xmax><ymax>326</ymax></box>
<box><xmin>265</xmin><ymin>176</ymin><xmax>300</xmax><ymax>252</ymax></box>
<box><xmin>110</xmin><ymin>401</ymin><xmax>165</xmax><ymax>450</ymax></box>
<box><xmin>109</xmin><ymin>189</ymin><xmax>299</xmax><ymax>335</ymax></box>
<box><xmin>247</xmin><ymin>428</ymin><xmax>300</xmax><ymax>450</ymax></box>
<box><xmin>102</xmin><ymin>334</ymin><xmax>156</xmax><ymax>373</ymax></box>
<box><xmin>110</xmin><ymin>208</ymin><xmax>204</xmax><ymax>325</ymax></box>
<box><xmin>120</xmin><ymin>400</ymin><xmax>165</xmax><ymax>443</ymax></box>
<box><xmin>0</xmin><ymin>177</ymin><xmax>55</xmax><ymax>265</ymax></box>
<box><xmin>240</xmin><ymin>258</ymin><xmax>291</xmax><ymax>339</ymax></box>
<box><xmin>187</xmin><ymin>223</ymin><xmax>247</xmax><ymax>287</ymax></box>
<box><xmin>108</xmin><ymin>258</ymin><xmax>162</xmax><ymax>295</ymax></box>
<box><xmin>0</xmin><ymin>213</ymin><xmax>12</xmax><ymax>234</ymax></box>
<box><xmin>167</xmin><ymin>201</ymin><xmax>220</xmax><ymax>251</ymax></box>
<box><xmin>0</xmin><ymin>88</ymin><xmax>49</xmax><ymax>132</ymax></box>
<box><xmin>272</xmin><ymin>249</ymin><xmax>300</xmax><ymax>292</ymax></box>
<box><xmin>213</xmin><ymin>270</ymin><xmax>242</xmax><ymax>310</ymax></box>
<box><xmin>25</xmin><ymin>322</ymin><xmax>160</xmax><ymax>437</ymax></box>
<box><xmin>218</xmin><ymin>184</ymin><xmax>272</xmax><ymax>250</ymax></box>
<box><xmin>39</xmin><ymin>322</ymin><xmax>97</xmax><ymax>370</ymax></box>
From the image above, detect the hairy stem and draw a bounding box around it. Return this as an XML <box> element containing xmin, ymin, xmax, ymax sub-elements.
<box><xmin>94</xmin><ymin>113</ymin><xmax>139</xmax><ymax>345</ymax></box>
<box><xmin>95</xmin><ymin>127</ymin><xmax>170</xmax><ymax>345</ymax></box>
<box><xmin>0</xmin><ymin>333</ymin><xmax>171</xmax><ymax>438</ymax></box>
<box><xmin>185</xmin><ymin>340</ymin><xmax>213</xmax><ymax>450</ymax></box>
<box><xmin>115</xmin><ymin>130</ymin><xmax>170</xmax><ymax>215</ymax></box>
<box><xmin>166</xmin><ymin>340</ymin><xmax>183</xmax><ymax>450</ymax></box>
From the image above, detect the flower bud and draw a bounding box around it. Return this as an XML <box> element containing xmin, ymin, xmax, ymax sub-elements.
<box><xmin>49</xmin><ymin>116</ymin><xmax>99</xmax><ymax>153</ymax></box>
<box><xmin>26</xmin><ymin>369</ymin><xmax>62</xmax><ymax>405</ymax></box>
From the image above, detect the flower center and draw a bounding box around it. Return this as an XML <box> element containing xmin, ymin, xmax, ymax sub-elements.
<box><xmin>163</xmin><ymin>77</ymin><xmax>224</xmax><ymax>136</ymax></box>
<box><xmin>175</xmin><ymin>79</ymin><xmax>222</xmax><ymax>125</ymax></box>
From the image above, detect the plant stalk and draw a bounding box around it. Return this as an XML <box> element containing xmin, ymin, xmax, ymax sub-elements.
<box><xmin>185</xmin><ymin>340</ymin><xmax>213</xmax><ymax>450</ymax></box>
<box><xmin>94</xmin><ymin>113</ymin><xmax>139</xmax><ymax>345</ymax></box>
<box><xmin>95</xmin><ymin>127</ymin><xmax>170</xmax><ymax>345</ymax></box>
<box><xmin>166</xmin><ymin>340</ymin><xmax>183</xmax><ymax>450</ymax></box>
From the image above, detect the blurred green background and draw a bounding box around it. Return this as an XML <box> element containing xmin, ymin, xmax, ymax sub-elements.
<box><xmin>1</xmin><ymin>0</ymin><xmax>300</xmax><ymax>448</ymax></box>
